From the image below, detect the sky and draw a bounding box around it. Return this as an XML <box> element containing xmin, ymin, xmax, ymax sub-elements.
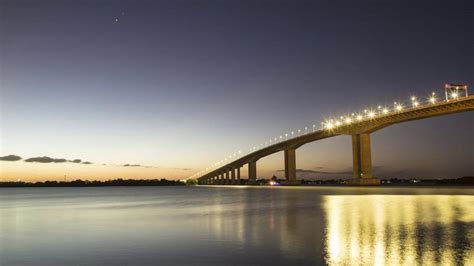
<box><xmin>0</xmin><ymin>0</ymin><xmax>472</xmax><ymax>181</ymax></box>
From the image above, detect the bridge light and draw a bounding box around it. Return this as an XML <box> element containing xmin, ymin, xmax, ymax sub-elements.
<box><xmin>335</xmin><ymin>121</ymin><xmax>341</xmax><ymax>126</ymax></box>
<box><xmin>356</xmin><ymin>115</ymin><xmax>363</xmax><ymax>121</ymax></box>
<box><xmin>412</xmin><ymin>101</ymin><xmax>419</xmax><ymax>107</ymax></box>
<box><xmin>368</xmin><ymin>112</ymin><xmax>375</xmax><ymax>118</ymax></box>
<box><xmin>396</xmin><ymin>104</ymin><xmax>403</xmax><ymax>111</ymax></box>
<box><xmin>378</xmin><ymin>105</ymin><xmax>381</xmax><ymax>109</ymax></box>
<box><xmin>411</xmin><ymin>96</ymin><xmax>416</xmax><ymax>101</ymax></box>
<box><xmin>325</xmin><ymin>122</ymin><xmax>334</xmax><ymax>129</ymax></box>
<box><xmin>351</xmin><ymin>113</ymin><xmax>355</xmax><ymax>116</ymax></box>
<box><xmin>340</xmin><ymin>116</ymin><xmax>344</xmax><ymax>119</ymax></box>
<box><xmin>345</xmin><ymin>118</ymin><xmax>352</xmax><ymax>124</ymax></box>
<box><xmin>364</xmin><ymin>109</ymin><xmax>368</xmax><ymax>113</ymax></box>
<box><xmin>382</xmin><ymin>108</ymin><xmax>389</xmax><ymax>114</ymax></box>
<box><xmin>451</xmin><ymin>92</ymin><xmax>458</xmax><ymax>99</ymax></box>
<box><xmin>291</xmin><ymin>131</ymin><xmax>294</xmax><ymax>135</ymax></box>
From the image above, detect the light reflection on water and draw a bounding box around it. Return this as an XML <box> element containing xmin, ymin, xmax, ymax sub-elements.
<box><xmin>0</xmin><ymin>187</ymin><xmax>473</xmax><ymax>265</ymax></box>
<box><xmin>324</xmin><ymin>195</ymin><xmax>474</xmax><ymax>265</ymax></box>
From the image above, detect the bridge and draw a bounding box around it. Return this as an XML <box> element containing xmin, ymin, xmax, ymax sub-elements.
<box><xmin>196</xmin><ymin>92</ymin><xmax>474</xmax><ymax>186</ymax></box>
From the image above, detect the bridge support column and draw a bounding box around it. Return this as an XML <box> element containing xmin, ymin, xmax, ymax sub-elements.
<box><xmin>248</xmin><ymin>161</ymin><xmax>257</xmax><ymax>184</ymax></box>
<box><xmin>283</xmin><ymin>148</ymin><xmax>300</xmax><ymax>185</ymax></box>
<box><xmin>219</xmin><ymin>173</ymin><xmax>223</xmax><ymax>185</ymax></box>
<box><xmin>231</xmin><ymin>168</ymin><xmax>236</xmax><ymax>184</ymax></box>
<box><xmin>225</xmin><ymin>170</ymin><xmax>230</xmax><ymax>184</ymax></box>
<box><xmin>237</xmin><ymin>167</ymin><xmax>241</xmax><ymax>184</ymax></box>
<box><xmin>349</xmin><ymin>133</ymin><xmax>380</xmax><ymax>185</ymax></box>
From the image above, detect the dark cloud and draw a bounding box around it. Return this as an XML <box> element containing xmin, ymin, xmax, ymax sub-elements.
<box><xmin>71</xmin><ymin>159</ymin><xmax>82</xmax><ymax>163</ymax></box>
<box><xmin>0</xmin><ymin>155</ymin><xmax>22</xmax><ymax>161</ymax></box>
<box><xmin>25</xmin><ymin>156</ymin><xmax>67</xmax><ymax>163</ymax></box>
<box><xmin>82</xmin><ymin>161</ymin><xmax>93</xmax><ymax>164</ymax></box>
<box><xmin>123</xmin><ymin>164</ymin><xmax>141</xmax><ymax>167</ymax></box>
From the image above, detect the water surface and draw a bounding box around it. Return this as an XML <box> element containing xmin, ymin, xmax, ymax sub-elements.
<box><xmin>1</xmin><ymin>186</ymin><xmax>473</xmax><ymax>265</ymax></box>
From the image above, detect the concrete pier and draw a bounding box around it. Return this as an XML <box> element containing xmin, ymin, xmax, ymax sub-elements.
<box><xmin>283</xmin><ymin>148</ymin><xmax>301</xmax><ymax>185</ymax></box>
<box><xmin>231</xmin><ymin>168</ymin><xmax>236</xmax><ymax>184</ymax></box>
<box><xmin>248</xmin><ymin>161</ymin><xmax>257</xmax><ymax>183</ymax></box>
<box><xmin>350</xmin><ymin>133</ymin><xmax>380</xmax><ymax>185</ymax></box>
<box><xmin>237</xmin><ymin>167</ymin><xmax>241</xmax><ymax>184</ymax></box>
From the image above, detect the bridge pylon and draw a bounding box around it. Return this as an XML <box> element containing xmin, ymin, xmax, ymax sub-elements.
<box><xmin>349</xmin><ymin>133</ymin><xmax>380</xmax><ymax>185</ymax></box>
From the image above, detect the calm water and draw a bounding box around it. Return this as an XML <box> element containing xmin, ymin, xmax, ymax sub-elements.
<box><xmin>0</xmin><ymin>186</ymin><xmax>473</xmax><ymax>265</ymax></box>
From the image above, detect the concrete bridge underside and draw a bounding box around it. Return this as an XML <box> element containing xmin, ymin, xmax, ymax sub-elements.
<box><xmin>199</xmin><ymin>96</ymin><xmax>474</xmax><ymax>185</ymax></box>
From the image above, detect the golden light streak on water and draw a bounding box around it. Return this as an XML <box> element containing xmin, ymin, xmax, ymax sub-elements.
<box><xmin>324</xmin><ymin>195</ymin><xmax>474</xmax><ymax>266</ymax></box>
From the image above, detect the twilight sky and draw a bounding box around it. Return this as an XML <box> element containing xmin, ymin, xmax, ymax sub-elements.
<box><xmin>0</xmin><ymin>0</ymin><xmax>472</xmax><ymax>181</ymax></box>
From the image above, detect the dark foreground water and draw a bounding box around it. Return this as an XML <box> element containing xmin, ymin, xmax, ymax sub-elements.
<box><xmin>0</xmin><ymin>186</ymin><xmax>473</xmax><ymax>265</ymax></box>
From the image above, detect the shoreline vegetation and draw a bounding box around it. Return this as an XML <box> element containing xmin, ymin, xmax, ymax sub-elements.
<box><xmin>0</xmin><ymin>178</ymin><xmax>185</xmax><ymax>187</ymax></box>
<box><xmin>0</xmin><ymin>177</ymin><xmax>472</xmax><ymax>187</ymax></box>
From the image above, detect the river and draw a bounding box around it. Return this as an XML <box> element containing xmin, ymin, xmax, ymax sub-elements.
<box><xmin>1</xmin><ymin>186</ymin><xmax>473</xmax><ymax>265</ymax></box>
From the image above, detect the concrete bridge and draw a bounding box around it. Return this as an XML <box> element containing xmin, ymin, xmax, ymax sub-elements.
<box><xmin>197</xmin><ymin>95</ymin><xmax>474</xmax><ymax>185</ymax></box>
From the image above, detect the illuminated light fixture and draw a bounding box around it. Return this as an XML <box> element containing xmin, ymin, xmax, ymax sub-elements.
<box><xmin>429</xmin><ymin>97</ymin><xmax>436</xmax><ymax>104</ymax></box>
<box><xmin>340</xmin><ymin>116</ymin><xmax>344</xmax><ymax>119</ymax></box>
<box><xmin>382</xmin><ymin>108</ymin><xmax>389</xmax><ymax>114</ymax></box>
<box><xmin>396</xmin><ymin>104</ymin><xmax>403</xmax><ymax>111</ymax></box>
<box><xmin>368</xmin><ymin>112</ymin><xmax>375</xmax><ymax>118</ymax></box>
<box><xmin>412</xmin><ymin>101</ymin><xmax>419</xmax><ymax>107</ymax></box>
<box><xmin>351</xmin><ymin>113</ymin><xmax>355</xmax><ymax>116</ymax></box>
<box><xmin>451</xmin><ymin>92</ymin><xmax>458</xmax><ymax>99</ymax></box>
<box><xmin>356</xmin><ymin>115</ymin><xmax>363</xmax><ymax>121</ymax></box>
<box><xmin>378</xmin><ymin>105</ymin><xmax>381</xmax><ymax>109</ymax></box>
<box><xmin>411</xmin><ymin>96</ymin><xmax>416</xmax><ymax>101</ymax></box>
<box><xmin>280</xmin><ymin>136</ymin><xmax>282</xmax><ymax>139</ymax></box>
<box><xmin>345</xmin><ymin>118</ymin><xmax>352</xmax><ymax>124</ymax></box>
<box><xmin>325</xmin><ymin>122</ymin><xmax>334</xmax><ymax>129</ymax></box>
<box><xmin>364</xmin><ymin>109</ymin><xmax>368</xmax><ymax>113</ymax></box>
<box><xmin>238</xmin><ymin>150</ymin><xmax>241</xmax><ymax>153</ymax></box>
<box><xmin>291</xmin><ymin>131</ymin><xmax>294</xmax><ymax>135</ymax></box>
<box><xmin>335</xmin><ymin>121</ymin><xmax>341</xmax><ymax>126</ymax></box>
<box><xmin>285</xmin><ymin>133</ymin><xmax>288</xmax><ymax>137</ymax></box>
<box><xmin>304</xmin><ymin>127</ymin><xmax>307</xmax><ymax>131</ymax></box>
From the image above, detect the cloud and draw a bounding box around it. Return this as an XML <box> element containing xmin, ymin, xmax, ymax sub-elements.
<box><xmin>173</xmin><ymin>167</ymin><xmax>192</xmax><ymax>171</ymax></box>
<box><xmin>25</xmin><ymin>156</ymin><xmax>67</xmax><ymax>163</ymax></box>
<box><xmin>71</xmin><ymin>159</ymin><xmax>82</xmax><ymax>163</ymax></box>
<box><xmin>82</xmin><ymin>161</ymin><xmax>93</xmax><ymax>164</ymax></box>
<box><xmin>123</xmin><ymin>164</ymin><xmax>141</xmax><ymax>167</ymax></box>
<box><xmin>0</xmin><ymin>155</ymin><xmax>22</xmax><ymax>161</ymax></box>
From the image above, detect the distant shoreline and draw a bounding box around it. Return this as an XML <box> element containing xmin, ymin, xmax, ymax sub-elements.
<box><xmin>1</xmin><ymin>177</ymin><xmax>472</xmax><ymax>187</ymax></box>
<box><xmin>0</xmin><ymin>178</ymin><xmax>185</xmax><ymax>187</ymax></box>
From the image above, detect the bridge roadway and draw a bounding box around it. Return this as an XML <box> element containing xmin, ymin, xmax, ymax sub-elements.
<box><xmin>198</xmin><ymin>95</ymin><xmax>474</xmax><ymax>185</ymax></box>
